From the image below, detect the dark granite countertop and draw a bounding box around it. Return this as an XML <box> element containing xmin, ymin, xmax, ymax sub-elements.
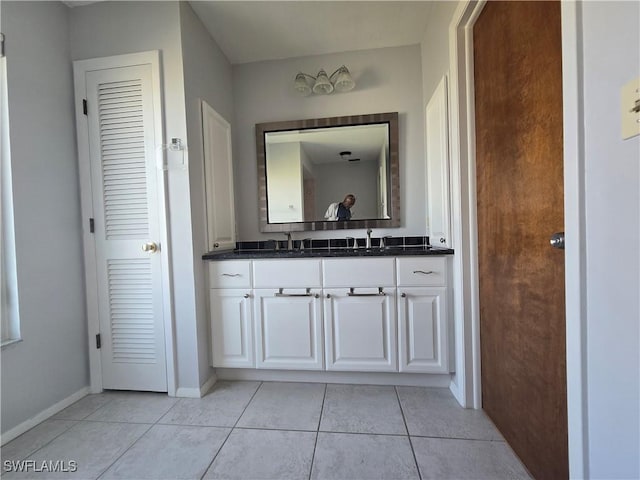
<box><xmin>202</xmin><ymin>246</ymin><xmax>454</xmax><ymax>261</ymax></box>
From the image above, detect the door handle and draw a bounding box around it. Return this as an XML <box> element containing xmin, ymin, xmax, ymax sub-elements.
<box><xmin>274</xmin><ymin>288</ymin><xmax>319</xmax><ymax>298</ymax></box>
<box><xmin>142</xmin><ymin>242</ymin><xmax>159</xmax><ymax>253</ymax></box>
<box><xmin>347</xmin><ymin>287</ymin><xmax>386</xmax><ymax>297</ymax></box>
<box><xmin>550</xmin><ymin>232</ymin><xmax>565</xmax><ymax>250</ymax></box>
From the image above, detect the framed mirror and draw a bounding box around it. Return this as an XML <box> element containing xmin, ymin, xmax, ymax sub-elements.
<box><xmin>256</xmin><ymin>112</ymin><xmax>400</xmax><ymax>232</ymax></box>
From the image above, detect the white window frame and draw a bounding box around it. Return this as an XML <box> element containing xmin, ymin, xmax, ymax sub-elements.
<box><xmin>1</xmin><ymin>34</ymin><xmax>21</xmax><ymax>347</ymax></box>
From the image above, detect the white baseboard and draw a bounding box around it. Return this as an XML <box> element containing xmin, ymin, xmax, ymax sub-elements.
<box><xmin>215</xmin><ymin>368</ymin><xmax>452</xmax><ymax>388</ymax></box>
<box><xmin>175</xmin><ymin>373</ymin><xmax>217</xmax><ymax>398</ymax></box>
<box><xmin>449</xmin><ymin>379</ymin><xmax>464</xmax><ymax>407</ymax></box>
<box><xmin>1</xmin><ymin>387</ymin><xmax>90</xmax><ymax>446</ymax></box>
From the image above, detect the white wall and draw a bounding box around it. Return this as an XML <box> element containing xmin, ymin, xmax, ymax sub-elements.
<box><xmin>233</xmin><ymin>45</ymin><xmax>424</xmax><ymax>240</ymax></box>
<box><xmin>69</xmin><ymin>1</ymin><xmax>202</xmax><ymax>390</ymax></box>
<box><xmin>580</xmin><ymin>2</ymin><xmax>640</xmax><ymax>477</ymax></box>
<box><xmin>0</xmin><ymin>1</ymin><xmax>88</xmax><ymax>433</ymax></box>
<box><xmin>421</xmin><ymin>1</ymin><xmax>459</xmax><ymax>107</ymax></box>
<box><xmin>179</xmin><ymin>1</ymin><xmax>234</xmax><ymax>388</ymax></box>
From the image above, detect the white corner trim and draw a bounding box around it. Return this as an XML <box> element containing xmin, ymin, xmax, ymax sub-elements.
<box><xmin>175</xmin><ymin>374</ymin><xmax>217</xmax><ymax>398</ymax></box>
<box><xmin>449</xmin><ymin>379</ymin><xmax>463</xmax><ymax>405</ymax></box>
<box><xmin>560</xmin><ymin>2</ymin><xmax>588</xmax><ymax>478</ymax></box>
<box><xmin>1</xmin><ymin>387</ymin><xmax>90</xmax><ymax>445</ymax></box>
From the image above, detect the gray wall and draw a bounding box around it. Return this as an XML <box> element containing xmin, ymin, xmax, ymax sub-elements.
<box><xmin>315</xmin><ymin>161</ymin><xmax>379</xmax><ymax>221</ymax></box>
<box><xmin>421</xmin><ymin>1</ymin><xmax>459</xmax><ymax>104</ymax></box>
<box><xmin>0</xmin><ymin>1</ymin><xmax>88</xmax><ymax>433</ymax></box>
<box><xmin>581</xmin><ymin>1</ymin><xmax>639</xmax><ymax>477</ymax></box>
<box><xmin>69</xmin><ymin>1</ymin><xmax>202</xmax><ymax>391</ymax></box>
<box><xmin>232</xmin><ymin>44</ymin><xmax>424</xmax><ymax>240</ymax></box>
<box><xmin>179</xmin><ymin>1</ymin><xmax>234</xmax><ymax>387</ymax></box>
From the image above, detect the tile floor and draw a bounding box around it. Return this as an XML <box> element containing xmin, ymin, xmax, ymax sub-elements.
<box><xmin>1</xmin><ymin>381</ymin><xmax>531</xmax><ymax>480</ymax></box>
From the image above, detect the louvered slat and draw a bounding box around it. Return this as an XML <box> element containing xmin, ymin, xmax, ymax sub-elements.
<box><xmin>108</xmin><ymin>259</ymin><xmax>156</xmax><ymax>364</ymax></box>
<box><xmin>97</xmin><ymin>79</ymin><xmax>149</xmax><ymax>240</ymax></box>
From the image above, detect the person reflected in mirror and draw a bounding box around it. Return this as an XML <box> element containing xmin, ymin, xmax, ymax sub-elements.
<box><xmin>324</xmin><ymin>194</ymin><xmax>356</xmax><ymax>221</ymax></box>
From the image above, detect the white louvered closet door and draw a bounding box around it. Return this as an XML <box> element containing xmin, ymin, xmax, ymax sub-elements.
<box><xmin>85</xmin><ymin>65</ymin><xmax>167</xmax><ymax>391</ymax></box>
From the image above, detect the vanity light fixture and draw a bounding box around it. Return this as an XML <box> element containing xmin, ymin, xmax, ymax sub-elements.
<box><xmin>294</xmin><ymin>66</ymin><xmax>356</xmax><ymax>96</ymax></box>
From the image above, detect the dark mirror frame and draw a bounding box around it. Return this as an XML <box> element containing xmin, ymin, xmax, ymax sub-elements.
<box><xmin>256</xmin><ymin>112</ymin><xmax>400</xmax><ymax>233</ymax></box>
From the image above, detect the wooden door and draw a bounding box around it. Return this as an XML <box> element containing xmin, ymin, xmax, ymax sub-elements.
<box><xmin>474</xmin><ymin>2</ymin><xmax>567</xmax><ymax>479</ymax></box>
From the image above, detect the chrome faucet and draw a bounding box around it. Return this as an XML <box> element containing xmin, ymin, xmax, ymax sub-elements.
<box><xmin>366</xmin><ymin>229</ymin><xmax>373</xmax><ymax>249</ymax></box>
<box><xmin>284</xmin><ymin>232</ymin><xmax>293</xmax><ymax>251</ymax></box>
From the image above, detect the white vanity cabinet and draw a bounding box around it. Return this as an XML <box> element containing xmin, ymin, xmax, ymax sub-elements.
<box><xmin>323</xmin><ymin>258</ymin><xmax>398</xmax><ymax>372</ymax></box>
<box><xmin>253</xmin><ymin>260</ymin><xmax>323</xmax><ymax>370</ymax></box>
<box><xmin>208</xmin><ymin>261</ymin><xmax>254</xmax><ymax>368</ymax></box>
<box><xmin>396</xmin><ymin>257</ymin><xmax>450</xmax><ymax>373</ymax></box>
<box><xmin>207</xmin><ymin>254</ymin><xmax>452</xmax><ymax>377</ymax></box>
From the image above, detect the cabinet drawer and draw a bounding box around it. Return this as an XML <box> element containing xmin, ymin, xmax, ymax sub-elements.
<box><xmin>208</xmin><ymin>260</ymin><xmax>252</xmax><ymax>288</ymax></box>
<box><xmin>253</xmin><ymin>259</ymin><xmax>322</xmax><ymax>288</ymax></box>
<box><xmin>396</xmin><ymin>257</ymin><xmax>447</xmax><ymax>286</ymax></box>
<box><xmin>323</xmin><ymin>258</ymin><xmax>395</xmax><ymax>287</ymax></box>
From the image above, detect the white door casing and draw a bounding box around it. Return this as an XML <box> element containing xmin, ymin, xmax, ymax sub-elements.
<box><xmin>74</xmin><ymin>51</ymin><xmax>174</xmax><ymax>393</ymax></box>
<box><xmin>202</xmin><ymin>100</ymin><xmax>235</xmax><ymax>252</ymax></box>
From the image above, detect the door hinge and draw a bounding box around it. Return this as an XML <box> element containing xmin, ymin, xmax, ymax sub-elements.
<box><xmin>96</xmin><ymin>334</ymin><xmax>101</xmax><ymax>349</ymax></box>
<box><xmin>89</xmin><ymin>217</ymin><xmax>94</xmax><ymax>233</ymax></box>
<box><xmin>83</xmin><ymin>99</ymin><xmax>88</xmax><ymax>115</ymax></box>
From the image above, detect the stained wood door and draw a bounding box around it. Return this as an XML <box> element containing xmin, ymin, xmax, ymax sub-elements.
<box><xmin>473</xmin><ymin>2</ymin><xmax>567</xmax><ymax>479</ymax></box>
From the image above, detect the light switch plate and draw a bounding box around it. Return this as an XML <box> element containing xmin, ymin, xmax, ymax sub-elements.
<box><xmin>621</xmin><ymin>77</ymin><xmax>640</xmax><ymax>140</ymax></box>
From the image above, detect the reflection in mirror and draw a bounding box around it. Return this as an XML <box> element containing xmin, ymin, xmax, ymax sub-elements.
<box><xmin>265</xmin><ymin>124</ymin><xmax>389</xmax><ymax>223</ymax></box>
<box><xmin>256</xmin><ymin>112</ymin><xmax>399</xmax><ymax>233</ymax></box>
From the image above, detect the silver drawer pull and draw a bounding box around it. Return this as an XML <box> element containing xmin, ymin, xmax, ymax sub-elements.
<box><xmin>275</xmin><ymin>287</ymin><xmax>319</xmax><ymax>298</ymax></box>
<box><xmin>347</xmin><ymin>287</ymin><xmax>386</xmax><ymax>297</ymax></box>
<box><xmin>221</xmin><ymin>273</ymin><xmax>241</xmax><ymax>277</ymax></box>
<box><xmin>413</xmin><ymin>270</ymin><xmax>434</xmax><ymax>275</ymax></box>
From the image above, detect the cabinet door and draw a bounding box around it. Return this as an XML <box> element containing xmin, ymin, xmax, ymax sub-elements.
<box><xmin>397</xmin><ymin>287</ymin><xmax>449</xmax><ymax>373</ymax></box>
<box><xmin>254</xmin><ymin>289</ymin><xmax>323</xmax><ymax>370</ymax></box>
<box><xmin>202</xmin><ymin>100</ymin><xmax>236</xmax><ymax>251</ymax></box>
<box><xmin>210</xmin><ymin>289</ymin><xmax>254</xmax><ymax>368</ymax></box>
<box><xmin>323</xmin><ymin>288</ymin><xmax>397</xmax><ymax>372</ymax></box>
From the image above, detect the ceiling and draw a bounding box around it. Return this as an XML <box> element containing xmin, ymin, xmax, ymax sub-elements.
<box><xmin>266</xmin><ymin>124</ymin><xmax>388</xmax><ymax>165</ymax></box>
<box><xmin>188</xmin><ymin>1</ymin><xmax>434</xmax><ymax>65</ymax></box>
